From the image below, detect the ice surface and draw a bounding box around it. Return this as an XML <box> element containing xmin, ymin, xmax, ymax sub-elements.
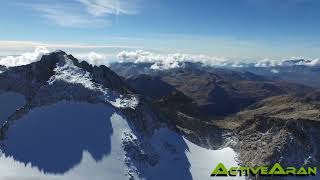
<box><xmin>0</xmin><ymin>104</ymin><xmax>129</xmax><ymax>180</ymax></box>
<box><xmin>140</xmin><ymin>128</ymin><xmax>244</xmax><ymax>180</ymax></box>
<box><xmin>185</xmin><ymin>138</ymin><xmax>244</xmax><ymax>180</ymax></box>
<box><xmin>0</xmin><ymin>101</ymin><xmax>242</xmax><ymax>180</ymax></box>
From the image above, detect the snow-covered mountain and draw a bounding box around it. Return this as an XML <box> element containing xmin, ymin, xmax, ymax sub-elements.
<box><xmin>0</xmin><ymin>51</ymin><xmax>241</xmax><ymax>180</ymax></box>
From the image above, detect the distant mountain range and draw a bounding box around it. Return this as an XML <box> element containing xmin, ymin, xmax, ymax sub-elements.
<box><xmin>236</xmin><ymin>59</ymin><xmax>320</xmax><ymax>88</ymax></box>
<box><xmin>0</xmin><ymin>52</ymin><xmax>319</xmax><ymax>180</ymax></box>
<box><xmin>110</xmin><ymin>60</ymin><xmax>320</xmax><ymax>171</ymax></box>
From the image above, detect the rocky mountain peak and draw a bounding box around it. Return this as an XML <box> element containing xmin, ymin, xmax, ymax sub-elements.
<box><xmin>2</xmin><ymin>51</ymin><xmax>132</xmax><ymax>95</ymax></box>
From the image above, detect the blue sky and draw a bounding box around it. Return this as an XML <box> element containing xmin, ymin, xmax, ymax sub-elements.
<box><xmin>1</xmin><ymin>0</ymin><xmax>320</xmax><ymax>59</ymax></box>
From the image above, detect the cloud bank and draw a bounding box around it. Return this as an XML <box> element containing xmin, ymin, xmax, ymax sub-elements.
<box><xmin>117</xmin><ymin>50</ymin><xmax>320</xmax><ymax>70</ymax></box>
<box><xmin>116</xmin><ymin>50</ymin><xmax>240</xmax><ymax>70</ymax></box>
<box><xmin>254</xmin><ymin>58</ymin><xmax>320</xmax><ymax>67</ymax></box>
<box><xmin>76</xmin><ymin>52</ymin><xmax>111</xmax><ymax>66</ymax></box>
<box><xmin>0</xmin><ymin>47</ymin><xmax>49</xmax><ymax>67</ymax></box>
<box><xmin>1</xmin><ymin>48</ymin><xmax>319</xmax><ymax>70</ymax></box>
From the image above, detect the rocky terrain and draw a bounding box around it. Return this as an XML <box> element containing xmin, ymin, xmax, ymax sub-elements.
<box><xmin>217</xmin><ymin>94</ymin><xmax>320</xmax><ymax>167</ymax></box>
<box><xmin>0</xmin><ymin>52</ymin><xmax>319</xmax><ymax>179</ymax></box>
<box><xmin>0</xmin><ymin>51</ymin><xmax>189</xmax><ymax>180</ymax></box>
<box><xmin>111</xmin><ymin>61</ymin><xmax>320</xmax><ymax>179</ymax></box>
<box><xmin>112</xmin><ymin>62</ymin><xmax>313</xmax><ymax>117</ymax></box>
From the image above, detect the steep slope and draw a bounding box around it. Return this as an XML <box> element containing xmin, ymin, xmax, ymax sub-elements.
<box><xmin>112</xmin><ymin>62</ymin><xmax>319</xmax><ymax>162</ymax></box>
<box><xmin>116</xmin><ymin>61</ymin><xmax>320</xmax><ymax>177</ymax></box>
<box><xmin>0</xmin><ymin>51</ymin><xmax>241</xmax><ymax>180</ymax></box>
<box><xmin>157</xmin><ymin>68</ymin><xmax>312</xmax><ymax>116</ymax></box>
<box><xmin>126</xmin><ymin>74</ymin><xmax>175</xmax><ymax>99</ymax></box>
<box><xmin>112</xmin><ymin>62</ymin><xmax>313</xmax><ymax>117</ymax></box>
<box><xmin>217</xmin><ymin>94</ymin><xmax>320</xmax><ymax>170</ymax></box>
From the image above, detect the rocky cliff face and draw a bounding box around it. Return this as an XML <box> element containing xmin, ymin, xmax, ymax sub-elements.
<box><xmin>0</xmin><ymin>51</ymin><xmax>170</xmax><ymax>141</ymax></box>
<box><xmin>112</xmin><ymin>62</ymin><xmax>320</xmax><ymax>179</ymax></box>
<box><xmin>234</xmin><ymin>116</ymin><xmax>320</xmax><ymax>167</ymax></box>
<box><xmin>221</xmin><ymin>94</ymin><xmax>320</xmax><ymax>180</ymax></box>
<box><xmin>1</xmin><ymin>54</ymin><xmax>319</xmax><ymax>179</ymax></box>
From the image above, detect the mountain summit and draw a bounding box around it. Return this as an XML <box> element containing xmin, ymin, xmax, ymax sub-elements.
<box><xmin>1</xmin><ymin>51</ymin><xmax>319</xmax><ymax>180</ymax></box>
<box><xmin>0</xmin><ymin>51</ymin><xmax>241</xmax><ymax>180</ymax></box>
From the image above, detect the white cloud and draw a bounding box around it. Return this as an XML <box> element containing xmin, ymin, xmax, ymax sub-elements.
<box><xmin>0</xmin><ymin>40</ymin><xmax>137</xmax><ymax>57</ymax></box>
<box><xmin>117</xmin><ymin>50</ymin><xmax>245</xmax><ymax>70</ymax></box>
<box><xmin>254</xmin><ymin>58</ymin><xmax>283</xmax><ymax>67</ymax></box>
<box><xmin>0</xmin><ymin>41</ymin><xmax>134</xmax><ymax>49</ymax></box>
<box><xmin>2</xmin><ymin>48</ymin><xmax>319</xmax><ymax>70</ymax></box>
<box><xmin>255</xmin><ymin>58</ymin><xmax>320</xmax><ymax>67</ymax></box>
<box><xmin>41</xmin><ymin>6</ymin><xmax>108</xmax><ymax>27</ymax></box>
<box><xmin>19</xmin><ymin>0</ymin><xmax>140</xmax><ymax>28</ymax></box>
<box><xmin>117</xmin><ymin>50</ymin><xmax>320</xmax><ymax>70</ymax></box>
<box><xmin>78</xmin><ymin>0</ymin><xmax>138</xmax><ymax>16</ymax></box>
<box><xmin>26</xmin><ymin>4</ymin><xmax>109</xmax><ymax>28</ymax></box>
<box><xmin>0</xmin><ymin>47</ymin><xmax>113</xmax><ymax>67</ymax></box>
<box><xmin>0</xmin><ymin>47</ymin><xmax>49</xmax><ymax>67</ymax></box>
<box><xmin>76</xmin><ymin>52</ymin><xmax>111</xmax><ymax>66</ymax></box>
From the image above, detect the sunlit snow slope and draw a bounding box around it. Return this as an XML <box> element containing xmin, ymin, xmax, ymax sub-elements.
<box><xmin>0</xmin><ymin>101</ymin><xmax>241</xmax><ymax>180</ymax></box>
<box><xmin>0</xmin><ymin>51</ymin><xmax>242</xmax><ymax>180</ymax></box>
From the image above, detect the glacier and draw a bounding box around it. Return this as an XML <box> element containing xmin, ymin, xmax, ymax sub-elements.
<box><xmin>0</xmin><ymin>101</ymin><xmax>241</xmax><ymax>180</ymax></box>
<box><xmin>0</xmin><ymin>51</ymin><xmax>243</xmax><ymax>180</ymax></box>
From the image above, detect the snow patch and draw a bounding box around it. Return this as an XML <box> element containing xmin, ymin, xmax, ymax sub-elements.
<box><xmin>0</xmin><ymin>102</ymin><xmax>135</xmax><ymax>180</ymax></box>
<box><xmin>48</xmin><ymin>56</ymin><xmax>138</xmax><ymax>109</ymax></box>
<box><xmin>109</xmin><ymin>96</ymin><xmax>139</xmax><ymax>109</ymax></box>
<box><xmin>153</xmin><ymin>128</ymin><xmax>243</xmax><ymax>180</ymax></box>
<box><xmin>123</xmin><ymin>128</ymin><xmax>243</xmax><ymax>180</ymax></box>
<box><xmin>185</xmin><ymin>139</ymin><xmax>243</xmax><ymax>179</ymax></box>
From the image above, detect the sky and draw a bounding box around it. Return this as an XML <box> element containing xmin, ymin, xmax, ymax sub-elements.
<box><xmin>1</xmin><ymin>0</ymin><xmax>320</xmax><ymax>60</ymax></box>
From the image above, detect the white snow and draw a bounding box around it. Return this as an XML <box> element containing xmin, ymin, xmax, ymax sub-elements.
<box><xmin>0</xmin><ymin>102</ymin><xmax>242</xmax><ymax>180</ymax></box>
<box><xmin>48</xmin><ymin>57</ymin><xmax>96</xmax><ymax>90</ymax></box>
<box><xmin>185</xmin><ymin>139</ymin><xmax>243</xmax><ymax>180</ymax></box>
<box><xmin>109</xmin><ymin>95</ymin><xmax>139</xmax><ymax>109</ymax></box>
<box><xmin>0</xmin><ymin>101</ymin><xmax>242</xmax><ymax>180</ymax></box>
<box><xmin>0</xmin><ymin>125</ymin><xmax>242</xmax><ymax>180</ymax></box>
<box><xmin>0</xmin><ymin>102</ymin><xmax>133</xmax><ymax>180</ymax></box>
<box><xmin>48</xmin><ymin>56</ymin><xmax>138</xmax><ymax>109</ymax></box>
<box><xmin>0</xmin><ymin>47</ymin><xmax>49</xmax><ymax>67</ymax></box>
<box><xmin>140</xmin><ymin>128</ymin><xmax>243</xmax><ymax>180</ymax></box>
